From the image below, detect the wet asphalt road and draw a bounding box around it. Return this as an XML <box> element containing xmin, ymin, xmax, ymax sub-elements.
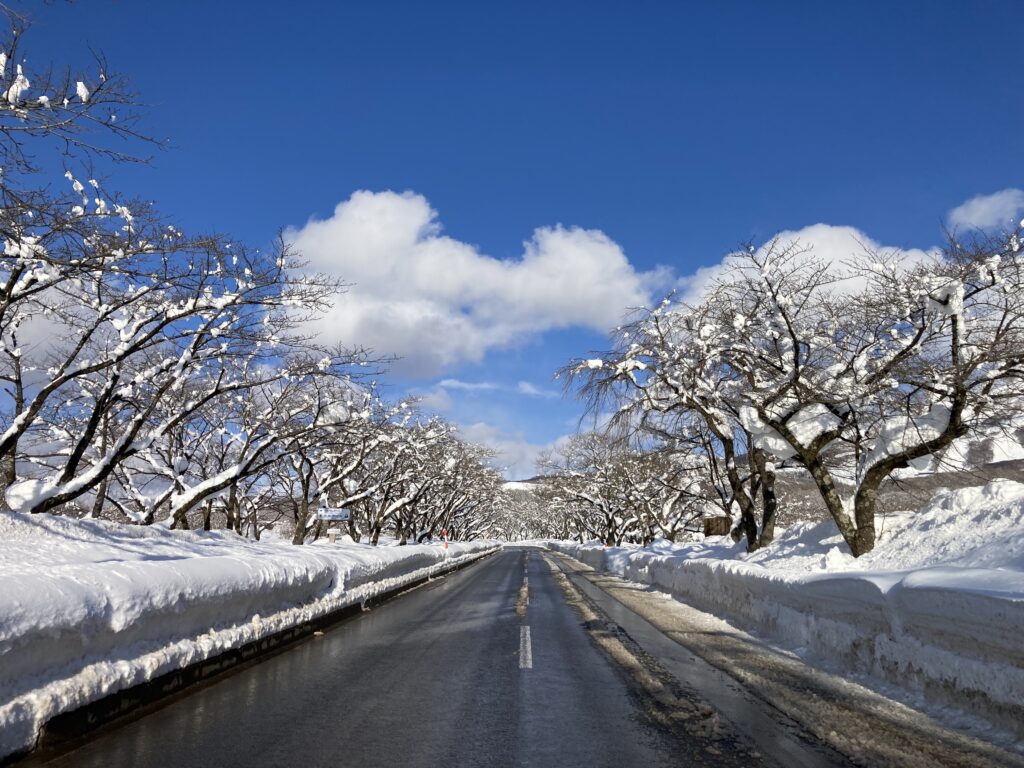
<box><xmin>38</xmin><ymin>549</ymin><xmax>704</xmax><ymax>768</ymax></box>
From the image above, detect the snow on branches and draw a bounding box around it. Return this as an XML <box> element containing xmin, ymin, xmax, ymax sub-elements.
<box><xmin>535</xmin><ymin>432</ymin><xmax>707</xmax><ymax>546</ymax></box>
<box><xmin>0</xmin><ymin>13</ymin><xmax>504</xmax><ymax>544</ymax></box>
<box><xmin>568</xmin><ymin>226</ymin><xmax>1024</xmax><ymax>556</ymax></box>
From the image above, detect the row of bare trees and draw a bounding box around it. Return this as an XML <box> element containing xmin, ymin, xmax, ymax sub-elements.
<box><xmin>0</xmin><ymin>10</ymin><xmax>504</xmax><ymax>543</ymax></box>
<box><xmin>561</xmin><ymin>228</ymin><xmax>1024</xmax><ymax>556</ymax></box>
<box><xmin>525</xmin><ymin>433</ymin><xmax>707</xmax><ymax>546</ymax></box>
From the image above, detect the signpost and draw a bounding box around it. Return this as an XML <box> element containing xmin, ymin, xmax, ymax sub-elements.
<box><xmin>317</xmin><ymin>508</ymin><xmax>350</xmax><ymax>522</ymax></box>
<box><xmin>318</xmin><ymin>508</ymin><xmax>349</xmax><ymax>543</ymax></box>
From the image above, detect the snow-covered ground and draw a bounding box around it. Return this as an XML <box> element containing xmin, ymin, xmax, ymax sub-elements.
<box><xmin>542</xmin><ymin>479</ymin><xmax>1024</xmax><ymax>741</ymax></box>
<box><xmin>0</xmin><ymin>513</ymin><xmax>496</xmax><ymax>761</ymax></box>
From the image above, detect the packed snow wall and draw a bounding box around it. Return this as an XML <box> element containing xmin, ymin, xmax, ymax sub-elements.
<box><xmin>0</xmin><ymin>512</ymin><xmax>497</xmax><ymax>761</ymax></box>
<box><xmin>545</xmin><ymin>479</ymin><xmax>1024</xmax><ymax>740</ymax></box>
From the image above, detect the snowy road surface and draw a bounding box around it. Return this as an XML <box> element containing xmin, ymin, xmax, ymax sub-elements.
<box><xmin>26</xmin><ymin>549</ymin><xmax>1022</xmax><ymax>768</ymax></box>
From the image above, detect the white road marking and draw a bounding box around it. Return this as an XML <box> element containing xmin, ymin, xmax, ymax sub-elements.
<box><xmin>520</xmin><ymin>625</ymin><xmax>533</xmax><ymax>669</ymax></box>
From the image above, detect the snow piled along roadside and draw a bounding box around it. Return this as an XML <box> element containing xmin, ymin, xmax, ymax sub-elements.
<box><xmin>0</xmin><ymin>513</ymin><xmax>496</xmax><ymax>761</ymax></box>
<box><xmin>544</xmin><ymin>479</ymin><xmax>1024</xmax><ymax>740</ymax></box>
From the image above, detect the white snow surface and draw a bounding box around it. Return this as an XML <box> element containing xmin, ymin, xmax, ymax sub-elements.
<box><xmin>0</xmin><ymin>513</ymin><xmax>496</xmax><ymax>760</ymax></box>
<box><xmin>543</xmin><ymin>479</ymin><xmax>1024</xmax><ymax>739</ymax></box>
<box><xmin>502</xmin><ymin>481</ymin><xmax>538</xmax><ymax>492</ymax></box>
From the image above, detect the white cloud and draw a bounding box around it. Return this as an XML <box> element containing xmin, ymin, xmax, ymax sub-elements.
<box><xmin>286</xmin><ymin>190</ymin><xmax>667</xmax><ymax>376</ymax></box>
<box><xmin>437</xmin><ymin>379</ymin><xmax>498</xmax><ymax>392</ymax></box>
<box><xmin>412</xmin><ymin>379</ymin><xmax>559</xmax><ymax>416</ymax></box>
<box><xmin>948</xmin><ymin>189</ymin><xmax>1024</xmax><ymax>232</ymax></box>
<box><xmin>456</xmin><ymin>421</ymin><xmax>568</xmax><ymax>480</ymax></box>
<box><xmin>677</xmin><ymin>223</ymin><xmax>937</xmax><ymax>304</ymax></box>
<box><xmin>413</xmin><ymin>386</ymin><xmax>452</xmax><ymax>412</ymax></box>
<box><xmin>516</xmin><ymin>381</ymin><xmax>558</xmax><ymax>398</ymax></box>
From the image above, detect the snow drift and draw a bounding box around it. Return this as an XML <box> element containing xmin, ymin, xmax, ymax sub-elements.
<box><xmin>0</xmin><ymin>513</ymin><xmax>496</xmax><ymax>760</ymax></box>
<box><xmin>545</xmin><ymin>479</ymin><xmax>1024</xmax><ymax>739</ymax></box>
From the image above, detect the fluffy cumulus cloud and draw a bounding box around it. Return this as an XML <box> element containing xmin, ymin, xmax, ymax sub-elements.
<box><xmin>676</xmin><ymin>223</ymin><xmax>938</xmax><ymax>304</ymax></box>
<box><xmin>286</xmin><ymin>191</ymin><xmax>667</xmax><ymax>375</ymax></box>
<box><xmin>947</xmin><ymin>189</ymin><xmax>1024</xmax><ymax>232</ymax></box>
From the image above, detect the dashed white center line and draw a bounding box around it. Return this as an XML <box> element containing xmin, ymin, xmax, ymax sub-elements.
<box><xmin>519</xmin><ymin>625</ymin><xmax>533</xmax><ymax>669</ymax></box>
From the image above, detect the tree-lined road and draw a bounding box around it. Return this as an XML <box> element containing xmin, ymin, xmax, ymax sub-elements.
<box><xmin>33</xmin><ymin>549</ymin><xmax>838</xmax><ymax>768</ymax></box>
<box><xmin>32</xmin><ymin>549</ymin><xmax>1019</xmax><ymax>768</ymax></box>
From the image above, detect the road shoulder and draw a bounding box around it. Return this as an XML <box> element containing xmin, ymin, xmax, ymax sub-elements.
<box><xmin>544</xmin><ymin>550</ymin><xmax>1024</xmax><ymax>768</ymax></box>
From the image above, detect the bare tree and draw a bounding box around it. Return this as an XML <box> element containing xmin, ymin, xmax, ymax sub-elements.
<box><xmin>565</xmin><ymin>298</ymin><xmax>779</xmax><ymax>550</ymax></box>
<box><xmin>568</xmin><ymin>225</ymin><xmax>1024</xmax><ymax>556</ymax></box>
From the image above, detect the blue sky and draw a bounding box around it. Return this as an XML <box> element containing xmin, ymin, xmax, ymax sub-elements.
<box><xmin>26</xmin><ymin>0</ymin><xmax>1024</xmax><ymax>477</ymax></box>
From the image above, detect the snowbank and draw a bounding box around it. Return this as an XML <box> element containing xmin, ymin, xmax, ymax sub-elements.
<box><xmin>0</xmin><ymin>512</ymin><xmax>496</xmax><ymax>760</ymax></box>
<box><xmin>544</xmin><ymin>479</ymin><xmax>1024</xmax><ymax>738</ymax></box>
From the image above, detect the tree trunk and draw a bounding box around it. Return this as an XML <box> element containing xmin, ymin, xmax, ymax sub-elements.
<box><xmin>754</xmin><ymin>451</ymin><xmax>777</xmax><ymax>548</ymax></box>
<box><xmin>849</xmin><ymin>479</ymin><xmax>882</xmax><ymax>557</ymax></box>
<box><xmin>292</xmin><ymin>495</ymin><xmax>309</xmax><ymax>545</ymax></box>
<box><xmin>0</xmin><ymin>355</ymin><xmax>24</xmax><ymax>511</ymax></box>
<box><xmin>844</xmin><ymin>396</ymin><xmax>970</xmax><ymax>557</ymax></box>
<box><xmin>0</xmin><ymin>452</ymin><xmax>14</xmax><ymax>511</ymax></box>
<box><xmin>171</xmin><ymin>507</ymin><xmax>190</xmax><ymax>529</ymax></box>
<box><xmin>723</xmin><ymin>441</ymin><xmax>759</xmax><ymax>551</ymax></box>
<box><xmin>89</xmin><ymin>476</ymin><xmax>109</xmax><ymax>519</ymax></box>
<box><xmin>802</xmin><ymin>453</ymin><xmax>859</xmax><ymax>552</ymax></box>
